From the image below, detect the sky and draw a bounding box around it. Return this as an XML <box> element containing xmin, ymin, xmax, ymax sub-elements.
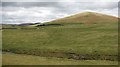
<box><xmin>1</xmin><ymin>0</ymin><xmax>120</xmax><ymax>24</ymax></box>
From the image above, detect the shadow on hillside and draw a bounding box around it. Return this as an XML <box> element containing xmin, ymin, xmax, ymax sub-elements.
<box><xmin>36</xmin><ymin>24</ymin><xmax>63</xmax><ymax>27</ymax></box>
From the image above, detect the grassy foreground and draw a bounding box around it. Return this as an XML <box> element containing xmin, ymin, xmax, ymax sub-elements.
<box><xmin>2</xmin><ymin>22</ymin><xmax>118</xmax><ymax>64</ymax></box>
<box><xmin>2</xmin><ymin>52</ymin><xmax>118</xmax><ymax>65</ymax></box>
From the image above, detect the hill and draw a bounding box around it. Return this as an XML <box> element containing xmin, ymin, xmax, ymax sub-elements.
<box><xmin>48</xmin><ymin>12</ymin><xmax>118</xmax><ymax>24</ymax></box>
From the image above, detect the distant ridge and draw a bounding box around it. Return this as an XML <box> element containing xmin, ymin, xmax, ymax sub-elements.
<box><xmin>49</xmin><ymin>12</ymin><xmax>118</xmax><ymax>24</ymax></box>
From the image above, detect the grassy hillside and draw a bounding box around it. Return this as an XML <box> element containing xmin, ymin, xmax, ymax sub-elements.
<box><xmin>49</xmin><ymin>12</ymin><xmax>118</xmax><ymax>24</ymax></box>
<box><xmin>2</xmin><ymin>22</ymin><xmax>118</xmax><ymax>63</ymax></box>
<box><xmin>2</xmin><ymin>12</ymin><xmax>119</xmax><ymax>65</ymax></box>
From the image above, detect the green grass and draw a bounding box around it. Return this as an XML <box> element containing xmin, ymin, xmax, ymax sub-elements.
<box><xmin>2</xmin><ymin>52</ymin><xmax>118</xmax><ymax>65</ymax></box>
<box><xmin>2</xmin><ymin>22</ymin><xmax>118</xmax><ymax>64</ymax></box>
<box><xmin>0</xmin><ymin>53</ymin><xmax>2</xmax><ymax>66</ymax></box>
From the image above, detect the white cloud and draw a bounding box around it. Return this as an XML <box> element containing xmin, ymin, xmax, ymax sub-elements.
<box><xmin>1</xmin><ymin>2</ymin><xmax>119</xmax><ymax>24</ymax></box>
<box><xmin>1</xmin><ymin>0</ymin><xmax>119</xmax><ymax>2</ymax></box>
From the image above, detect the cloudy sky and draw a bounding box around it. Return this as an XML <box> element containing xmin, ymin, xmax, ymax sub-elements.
<box><xmin>1</xmin><ymin>0</ymin><xmax>119</xmax><ymax>24</ymax></box>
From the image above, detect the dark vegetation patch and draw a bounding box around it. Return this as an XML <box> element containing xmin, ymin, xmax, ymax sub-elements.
<box><xmin>20</xmin><ymin>28</ymin><xmax>37</xmax><ymax>29</ymax></box>
<box><xmin>2</xmin><ymin>49</ymin><xmax>118</xmax><ymax>61</ymax></box>
<box><xmin>36</xmin><ymin>24</ymin><xmax>63</xmax><ymax>27</ymax></box>
<box><xmin>2</xmin><ymin>28</ymin><xmax>17</xmax><ymax>29</ymax></box>
<box><xmin>18</xmin><ymin>23</ymin><xmax>40</xmax><ymax>26</ymax></box>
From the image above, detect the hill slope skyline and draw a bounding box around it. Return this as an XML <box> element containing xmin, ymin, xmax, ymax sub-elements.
<box><xmin>48</xmin><ymin>12</ymin><xmax>118</xmax><ymax>24</ymax></box>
